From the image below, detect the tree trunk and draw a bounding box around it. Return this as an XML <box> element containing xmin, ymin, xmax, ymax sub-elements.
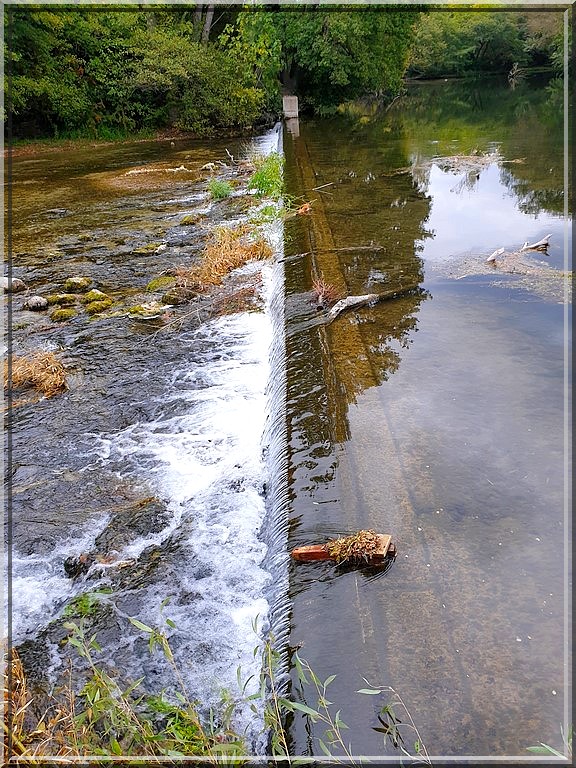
<box><xmin>192</xmin><ymin>4</ymin><xmax>203</xmax><ymax>41</ymax></box>
<box><xmin>327</xmin><ymin>286</ymin><xmax>419</xmax><ymax>322</ymax></box>
<box><xmin>201</xmin><ymin>5</ymin><xmax>215</xmax><ymax>44</ymax></box>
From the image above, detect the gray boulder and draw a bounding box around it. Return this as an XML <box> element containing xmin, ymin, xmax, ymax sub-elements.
<box><xmin>2</xmin><ymin>276</ymin><xmax>26</xmax><ymax>293</ymax></box>
<box><xmin>23</xmin><ymin>295</ymin><xmax>49</xmax><ymax>311</ymax></box>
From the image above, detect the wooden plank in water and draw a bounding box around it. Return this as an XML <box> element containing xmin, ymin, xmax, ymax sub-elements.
<box><xmin>291</xmin><ymin>533</ymin><xmax>394</xmax><ymax>563</ymax></box>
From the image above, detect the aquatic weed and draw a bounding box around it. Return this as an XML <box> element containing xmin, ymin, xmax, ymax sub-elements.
<box><xmin>248</xmin><ymin>152</ymin><xmax>284</xmax><ymax>200</ymax></box>
<box><xmin>207</xmin><ymin>178</ymin><xmax>234</xmax><ymax>201</ymax></box>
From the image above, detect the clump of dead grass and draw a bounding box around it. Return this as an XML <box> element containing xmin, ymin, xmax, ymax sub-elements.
<box><xmin>5</xmin><ymin>351</ymin><xmax>67</xmax><ymax>398</ymax></box>
<box><xmin>173</xmin><ymin>226</ymin><xmax>273</xmax><ymax>296</ymax></box>
<box><xmin>326</xmin><ymin>530</ymin><xmax>381</xmax><ymax>563</ymax></box>
<box><xmin>200</xmin><ymin>226</ymin><xmax>272</xmax><ymax>286</ymax></box>
<box><xmin>312</xmin><ymin>278</ymin><xmax>343</xmax><ymax>308</ymax></box>
<box><xmin>3</xmin><ymin>647</ymin><xmax>30</xmax><ymax>759</ymax></box>
<box><xmin>3</xmin><ymin>647</ymin><xmax>103</xmax><ymax>761</ymax></box>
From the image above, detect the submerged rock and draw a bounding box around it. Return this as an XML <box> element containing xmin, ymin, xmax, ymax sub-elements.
<box><xmin>161</xmin><ymin>286</ymin><xmax>197</xmax><ymax>305</ymax></box>
<box><xmin>64</xmin><ymin>552</ymin><xmax>95</xmax><ymax>578</ymax></box>
<box><xmin>133</xmin><ymin>242</ymin><xmax>162</xmax><ymax>254</ymax></box>
<box><xmin>82</xmin><ymin>289</ymin><xmax>110</xmax><ymax>304</ymax></box>
<box><xmin>64</xmin><ymin>276</ymin><xmax>92</xmax><ymax>293</ymax></box>
<box><xmin>128</xmin><ymin>301</ymin><xmax>165</xmax><ymax>318</ymax></box>
<box><xmin>85</xmin><ymin>299</ymin><xmax>113</xmax><ymax>315</ymax></box>
<box><xmin>45</xmin><ymin>208</ymin><xmax>70</xmax><ymax>218</ymax></box>
<box><xmin>146</xmin><ymin>275</ymin><xmax>175</xmax><ymax>292</ymax></box>
<box><xmin>94</xmin><ymin>497</ymin><xmax>172</xmax><ymax>554</ymax></box>
<box><xmin>179</xmin><ymin>213</ymin><xmax>204</xmax><ymax>226</ymax></box>
<box><xmin>23</xmin><ymin>295</ymin><xmax>49</xmax><ymax>311</ymax></box>
<box><xmin>3</xmin><ymin>276</ymin><xmax>26</xmax><ymax>293</ymax></box>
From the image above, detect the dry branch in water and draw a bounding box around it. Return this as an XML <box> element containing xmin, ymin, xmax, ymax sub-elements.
<box><xmin>5</xmin><ymin>351</ymin><xmax>67</xmax><ymax>398</ymax></box>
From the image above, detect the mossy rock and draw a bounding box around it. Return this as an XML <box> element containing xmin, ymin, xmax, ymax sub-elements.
<box><xmin>161</xmin><ymin>287</ymin><xmax>196</xmax><ymax>305</ymax></box>
<box><xmin>64</xmin><ymin>276</ymin><xmax>92</xmax><ymax>293</ymax></box>
<box><xmin>47</xmin><ymin>293</ymin><xmax>77</xmax><ymax>306</ymax></box>
<box><xmin>179</xmin><ymin>213</ymin><xmax>204</xmax><ymax>226</ymax></box>
<box><xmin>128</xmin><ymin>301</ymin><xmax>164</xmax><ymax>318</ymax></box>
<box><xmin>146</xmin><ymin>275</ymin><xmax>176</xmax><ymax>292</ymax></box>
<box><xmin>51</xmin><ymin>308</ymin><xmax>77</xmax><ymax>322</ymax></box>
<box><xmin>82</xmin><ymin>289</ymin><xmax>110</xmax><ymax>304</ymax></box>
<box><xmin>85</xmin><ymin>299</ymin><xmax>113</xmax><ymax>315</ymax></box>
<box><xmin>133</xmin><ymin>243</ymin><xmax>161</xmax><ymax>254</ymax></box>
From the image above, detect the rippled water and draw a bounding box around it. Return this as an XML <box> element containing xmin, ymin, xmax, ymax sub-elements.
<box><xmin>7</xmin><ymin>126</ymin><xmax>285</xmax><ymax>748</ymax></box>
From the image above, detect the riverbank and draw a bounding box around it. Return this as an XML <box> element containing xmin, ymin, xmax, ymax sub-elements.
<box><xmin>5</xmin><ymin>119</ymin><xmax>280</xmax><ymax>159</ymax></box>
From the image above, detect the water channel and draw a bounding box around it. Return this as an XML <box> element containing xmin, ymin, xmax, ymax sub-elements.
<box><xmin>5</xmin><ymin>77</ymin><xmax>571</xmax><ymax>759</ymax></box>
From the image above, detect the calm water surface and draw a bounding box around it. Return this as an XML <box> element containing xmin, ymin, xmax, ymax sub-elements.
<box><xmin>282</xmin><ymin>78</ymin><xmax>570</xmax><ymax>758</ymax></box>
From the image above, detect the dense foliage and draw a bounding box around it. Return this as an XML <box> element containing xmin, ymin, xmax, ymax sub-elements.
<box><xmin>6</xmin><ymin>7</ymin><xmax>565</xmax><ymax>140</ymax></box>
<box><xmin>257</xmin><ymin>9</ymin><xmax>420</xmax><ymax>114</ymax></box>
<box><xmin>6</xmin><ymin>9</ymin><xmax>269</xmax><ymax>138</ymax></box>
<box><xmin>408</xmin><ymin>10</ymin><xmax>563</xmax><ymax>78</ymax></box>
<box><xmin>6</xmin><ymin>6</ymin><xmax>419</xmax><ymax>139</ymax></box>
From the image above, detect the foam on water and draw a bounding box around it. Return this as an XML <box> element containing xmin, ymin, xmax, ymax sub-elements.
<box><xmin>74</xmin><ymin>274</ymin><xmax>279</xmax><ymax>747</ymax></box>
<box><xmin>10</xmin><ymin>515</ymin><xmax>110</xmax><ymax>640</ymax></box>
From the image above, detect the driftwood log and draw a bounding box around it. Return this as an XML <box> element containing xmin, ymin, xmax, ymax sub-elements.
<box><xmin>327</xmin><ymin>285</ymin><xmax>418</xmax><ymax>322</ymax></box>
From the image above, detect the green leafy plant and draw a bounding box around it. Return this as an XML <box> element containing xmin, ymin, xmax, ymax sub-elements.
<box><xmin>281</xmin><ymin>652</ymin><xmax>355</xmax><ymax>763</ymax></box>
<box><xmin>7</xmin><ymin>603</ymin><xmax>429</xmax><ymax>764</ymax></box>
<box><xmin>207</xmin><ymin>178</ymin><xmax>234</xmax><ymax>201</ymax></box>
<box><xmin>62</xmin><ymin>588</ymin><xmax>113</xmax><ymax>619</ymax></box>
<box><xmin>357</xmin><ymin>681</ymin><xmax>431</xmax><ymax>765</ymax></box>
<box><xmin>248</xmin><ymin>152</ymin><xmax>284</xmax><ymax>200</ymax></box>
<box><xmin>248</xmin><ymin>203</ymin><xmax>283</xmax><ymax>225</ymax></box>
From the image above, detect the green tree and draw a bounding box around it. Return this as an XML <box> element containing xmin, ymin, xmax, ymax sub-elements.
<box><xmin>237</xmin><ymin>8</ymin><xmax>420</xmax><ymax>114</ymax></box>
<box><xmin>409</xmin><ymin>11</ymin><xmax>529</xmax><ymax>78</ymax></box>
<box><xmin>129</xmin><ymin>22</ymin><xmax>266</xmax><ymax>135</ymax></box>
<box><xmin>7</xmin><ymin>10</ymin><xmax>143</xmax><ymax>136</ymax></box>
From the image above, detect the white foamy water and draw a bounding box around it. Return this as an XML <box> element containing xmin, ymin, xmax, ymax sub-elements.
<box><xmin>10</xmin><ymin>516</ymin><xmax>110</xmax><ymax>640</ymax></box>
<box><xmin>86</xmin><ymin>272</ymin><xmax>278</xmax><ymax>745</ymax></box>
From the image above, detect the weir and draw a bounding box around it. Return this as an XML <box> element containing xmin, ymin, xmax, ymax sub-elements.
<box><xmin>281</xmin><ymin>123</ymin><xmax>430</xmax><ymax>755</ymax></box>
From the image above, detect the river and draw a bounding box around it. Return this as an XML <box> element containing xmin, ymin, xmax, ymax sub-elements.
<box><xmin>5</xmin><ymin>76</ymin><xmax>571</xmax><ymax>761</ymax></box>
<box><xmin>281</xmin><ymin>77</ymin><xmax>570</xmax><ymax>760</ymax></box>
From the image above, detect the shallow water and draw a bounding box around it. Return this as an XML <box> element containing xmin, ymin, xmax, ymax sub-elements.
<box><xmin>6</xmin><ymin>126</ymin><xmax>285</xmax><ymax>748</ymax></box>
<box><xmin>281</xmin><ymin>78</ymin><xmax>570</xmax><ymax>758</ymax></box>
